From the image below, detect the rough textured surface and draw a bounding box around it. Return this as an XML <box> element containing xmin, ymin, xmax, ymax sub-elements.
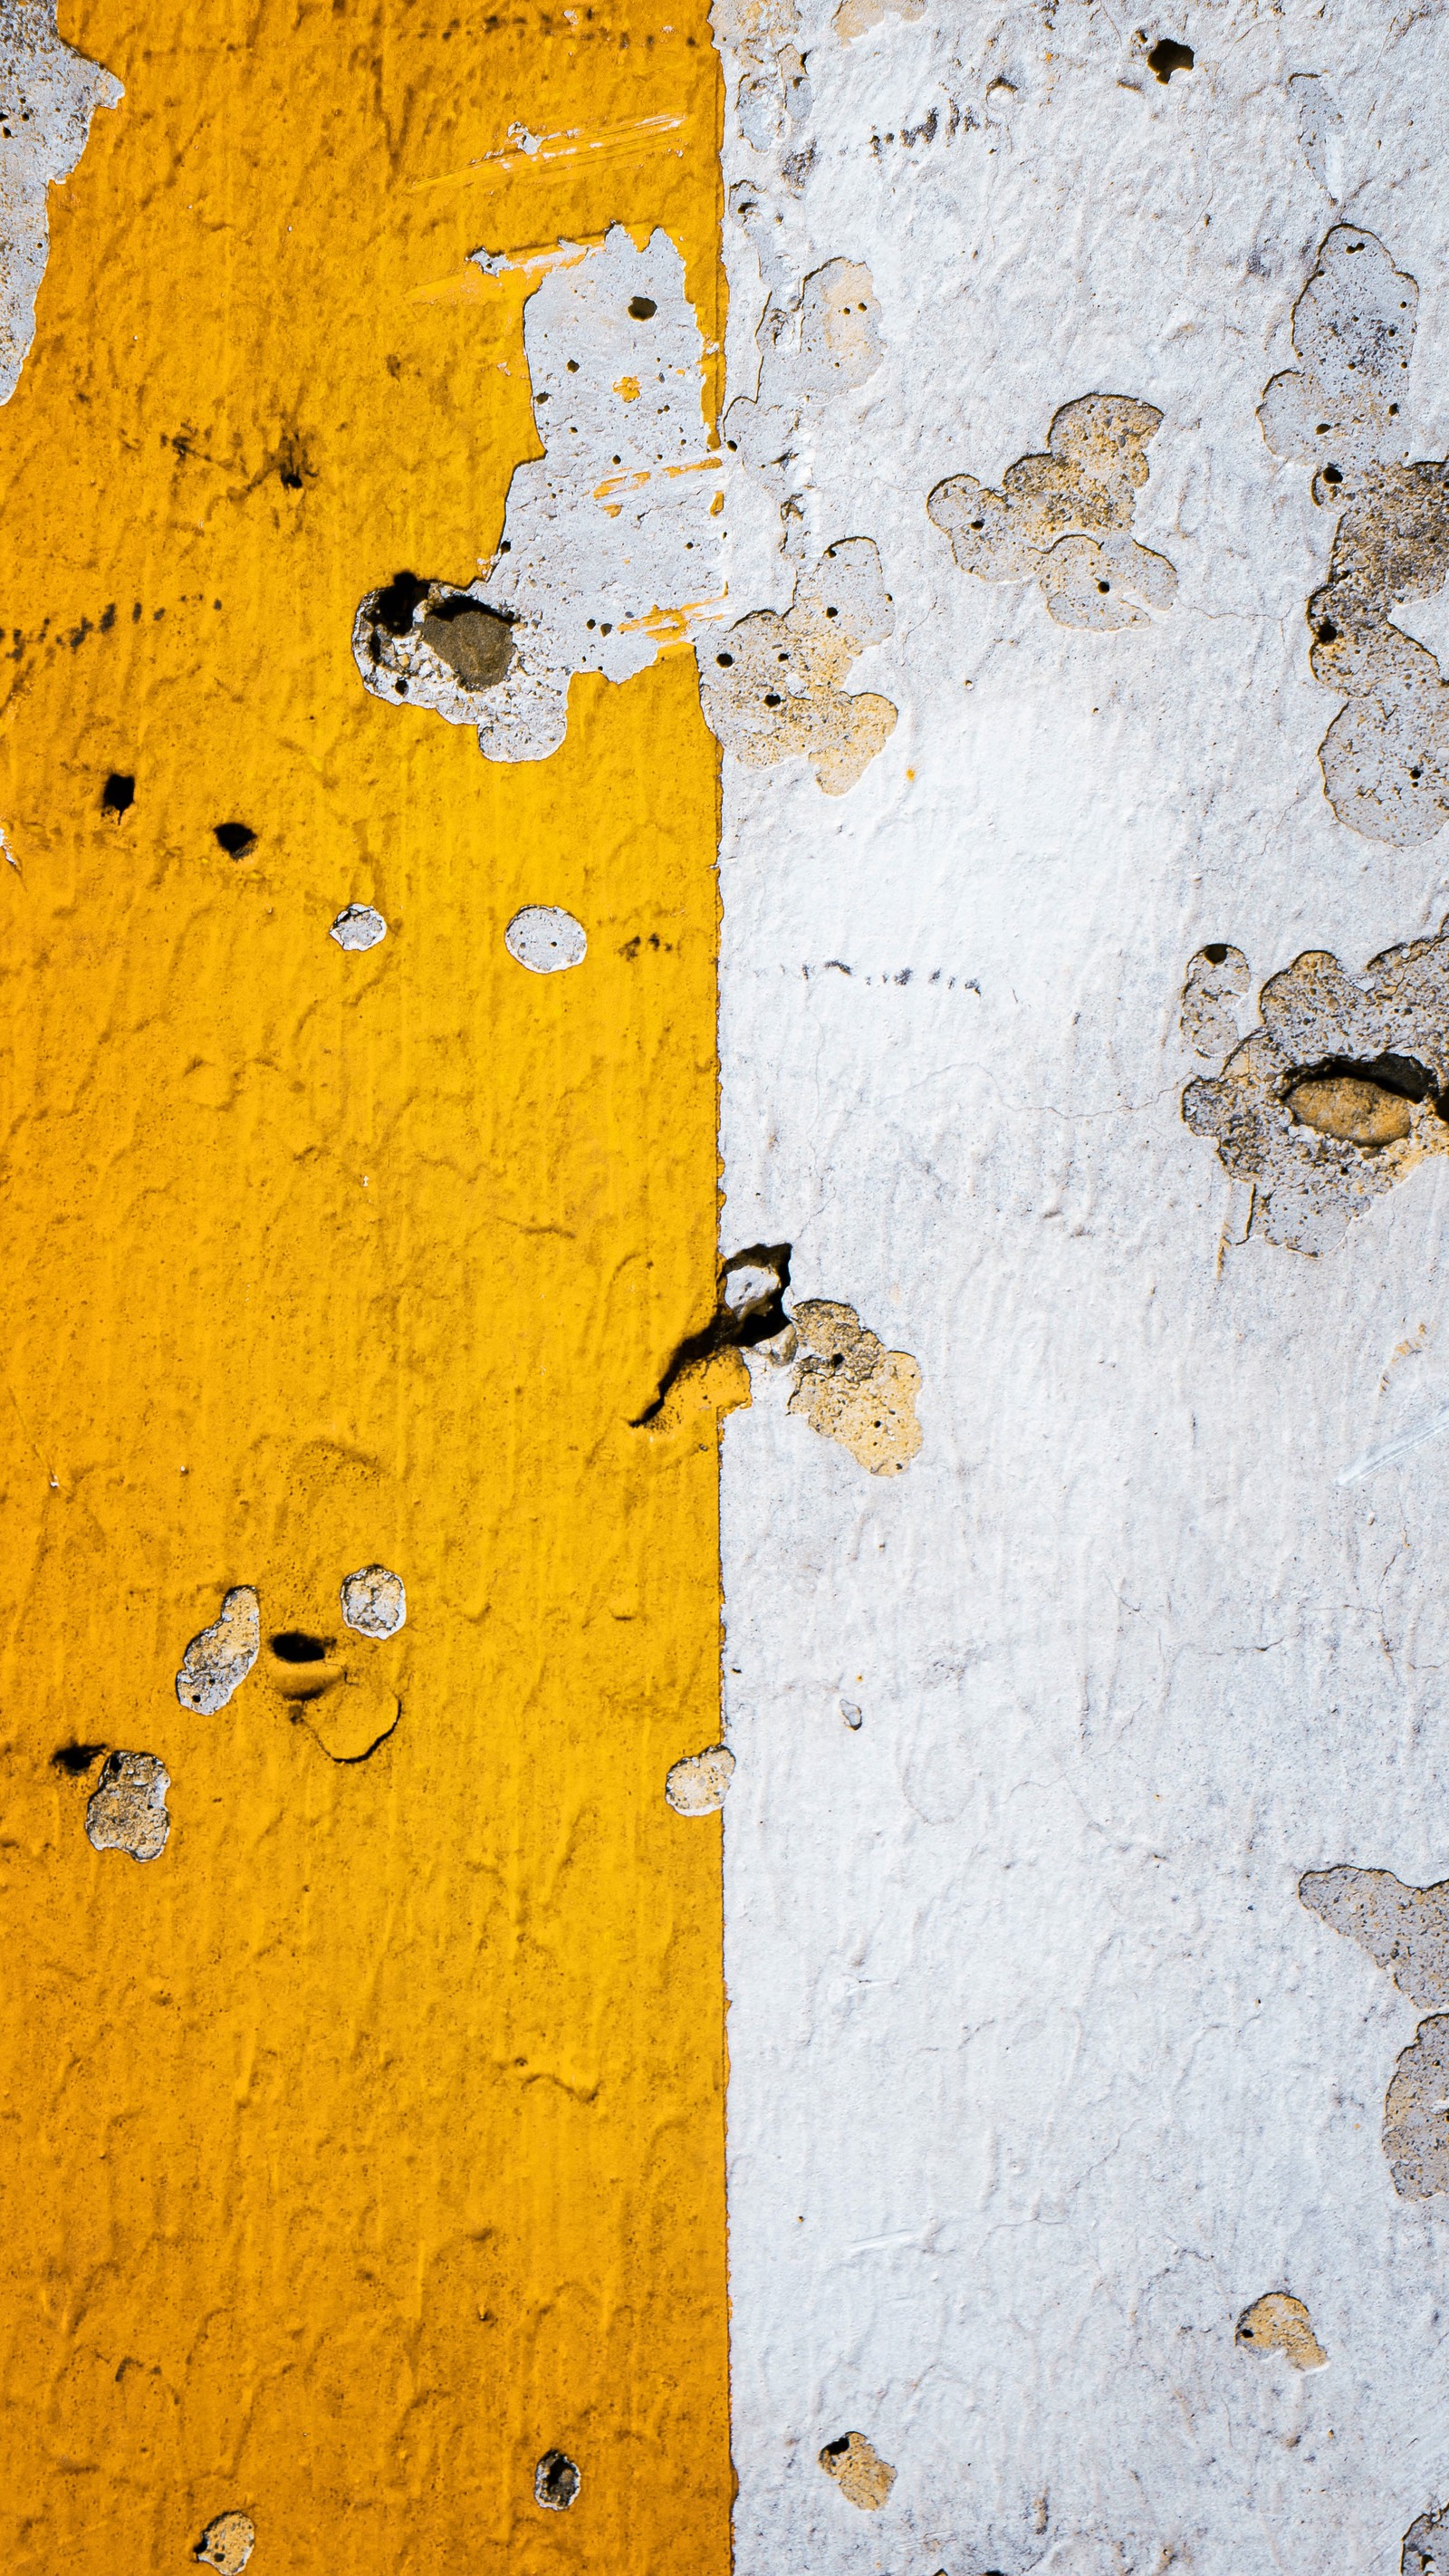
<box><xmin>713</xmin><ymin>2</ymin><xmax>1449</xmax><ymax>2569</ymax></box>
<box><xmin>928</xmin><ymin>393</ymin><xmax>1177</xmax><ymax>630</ymax></box>
<box><xmin>174</xmin><ymin>1585</ymin><xmax>260</xmax><ymax>1715</ymax></box>
<box><xmin>819</xmin><ymin>2429</ymin><xmax>896</xmax><ymax>2510</ymax></box>
<box><xmin>666</xmin><ymin>1743</ymin><xmax>736</xmax><ymax>1815</ymax></box>
<box><xmin>1300</xmin><ymin>1864</ymin><xmax>1449</xmax><ymax>2011</ymax></box>
<box><xmin>339</xmin><ymin>1563</ymin><xmax>407</xmax><ymax>1639</ymax></box>
<box><xmin>699</xmin><ymin>537</ymin><xmax>897</xmax><ymax>792</ymax></box>
<box><xmin>0</xmin><ymin>5</ymin><xmax>730</xmax><ymax>2571</ymax></box>
<box><xmin>785</xmin><ymin>1299</ymin><xmax>921</xmax><ymax>1473</ymax></box>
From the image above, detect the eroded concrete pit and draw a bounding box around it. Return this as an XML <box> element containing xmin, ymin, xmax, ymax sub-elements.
<box><xmin>1235</xmin><ymin>2292</ymin><xmax>1328</xmax><ymax>2370</ymax></box>
<box><xmin>84</xmin><ymin>1750</ymin><xmax>170</xmax><ymax>1863</ymax></box>
<box><xmin>818</xmin><ymin>2429</ymin><xmax>896</xmax><ymax>2510</ymax></box>
<box><xmin>698</xmin><ymin>538</ymin><xmax>897</xmax><ymax>793</ymax></box>
<box><xmin>786</xmin><ymin>1300</ymin><xmax>922</xmax><ymax>1473</ymax></box>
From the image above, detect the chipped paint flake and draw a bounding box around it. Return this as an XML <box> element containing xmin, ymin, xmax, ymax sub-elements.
<box><xmin>786</xmin><ymin>1300</ymin><xmax>921</xmax><ymax>1473</ymax></box>
<box><xmin>176</xmin><ymin>1585</ymin><xmax>260</xmax><ymax>1714</ymax></box>
<box><xmin>354</xmin><ymin>226</ymin><xmax>722</xmax><ymax>762</ymax></box>
<box><xmin>699</xmin><ymin>538</ymin><xmax>896</xmax><ymax>793</ymax></box>
<box><xmin>505</xmin><ymin>905</ymin><xmax>588</xmax><ymax>972</ymax></box>
<box><xmin>331</xmin><ymin>903</ymin><xmax>387</xmax><ymax>951</ymax></box>
<box><xmin>340</xmin><ymin>1564</ymin><xmax>406</xmax><ymax>1639</ymax></box>
<box><xmin>1236</xmin><ymin>2292</ymin><xmax>1328</xmax><ymax>2371</ymax></box>
<box><xmin>666</xmin><ymin>1743</ymin><xmax>736</xmax><ymax>1814</ymax></box>
<box><xmin>0</xmin><ymin>1</ymin><xmax>120</xmax><ymax>404</ymax></box>
<box><xmin>819</xmin><ymin>2430</ymin><xmax>896</xmax><ymax>2510</ymax></box>
<box><xmin>928</xmin><ymin>396</ymin><xmax>1176</xmax><ymax>630</ymax></box>
<box><xmin>194</xmin><ymin>2511</ymin><xmax>255</xmax><ymax>2573</ymax></box>
<box><xmin>84</xmin><ymin>1750</ymin><xmax>170</xmax><ymax>1862</ymax></box>
<box><xmin>534</xmin><ymin>2449</ymin><xmax>581</xmax><ymax>2510</ymax></box>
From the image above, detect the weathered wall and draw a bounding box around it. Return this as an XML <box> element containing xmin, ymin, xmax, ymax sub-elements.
<box><xmin>0</xmin><ymin>5</ymin><xmax>729</xmax><ymax>2571</ymax></box>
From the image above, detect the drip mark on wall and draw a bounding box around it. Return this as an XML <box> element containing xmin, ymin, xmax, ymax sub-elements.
<box><xmin>927</xmin><ymin>395</ymin><xmax>1176</xmax><ymax>630</ymax></box>
<box><xmin>176</xmin><ymin>1585</ymin><xmax>260</xmax><ymax>1712</ymax></box>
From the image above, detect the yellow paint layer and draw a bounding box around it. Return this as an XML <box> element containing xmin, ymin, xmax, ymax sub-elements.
<box><xmin>0</xmin><ymin>3</ymin><xmax>727</xmax><ymax>2570</ymax></box>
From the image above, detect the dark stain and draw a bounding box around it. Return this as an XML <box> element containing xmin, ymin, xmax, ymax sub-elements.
<box><xmin>214</xmin><ymin>822</ymin><xmax>257</xmax><ymax>858</ymax></box>
<box><xmin>419</xmin><ymin>594</ymin><xmax>514</xmax><ymax>689</ymax></box>
<box><xmin>1147</xmin><ymin>35</ymin><xmax>1194</xmax><ymax>79</ymax></box>
<box><xmin>373</xmin><ymin>570</ymin><xmax>429</xmax><ymax>637</ymax></box>
<box><xmin>51</xmin><ymin>1742</ymin><xmax>107</xmax><ymax>1773</ymax></box>
<box><xmin>270</xmin><ymin>1631</ymin><xmax>331</xmax><ymax>1663</ymax></box>
<box><xmin>628</xmin><ymin>295</ymin><xmax>657</xmax><ymax>320</ymax></box>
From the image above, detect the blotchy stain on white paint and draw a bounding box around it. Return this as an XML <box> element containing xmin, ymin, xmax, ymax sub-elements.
<box><xmin>176</xmin><ymin>1586</ymin><xmax>260</xmax><ymax>1714</ymax></box>
<box><xmin>354</xmin><ymin>225</ymin><xmax>723</xmax><ymax>761</ymax></box>
<box><xmin>927</xmin><ymin>395</ymin><xmax>1176</xmax><ymax>630</ymax></box>
<box><xmin>84</xmin><ymin>1750</ymin><xmax>170</xmax><ymax>1862</ymax></box>
<box><xmin>1182</xmin><ymin>922</ymin><xmax>1449</xmax><ymax>1252</ymax></box>
<box><xmin>699</xmin><ymin>538</ymin><xmax>897</xmax><ymax>793</ymax></box>
<box><xmin>0</xmin><ymin>1</ymin><xmax>120</xmax><ymax>404</ymax></box>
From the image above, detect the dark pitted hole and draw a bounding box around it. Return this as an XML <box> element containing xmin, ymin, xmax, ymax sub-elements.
<box><xmin>820</xmin><ymin>2436</ymin><xmax>850</xmax><ymax>2463</ymax></box>
<box><xmin>716</xmin><ymin>651</ymin><xmax>734</xmax><ymax>666</ymax></box>
<box><xmin>1316</xmin><ymin>619</ymin><xmax>1339</xmax><ymax>643</ymax></box>
<box><xmin>1098</xmin><ymin>580</ymin><xmax>1111</xmax><ymax>593</ymax></box>
<box><xmin>763</xmin><ymin>691</ymin><xmax>782</xmax><ymax>706</ymax></box>
<box><xmin>1291</xmin><ymin>1052</ymin><xmax>1436</xmax><ymax>1103</ymax></box>
<box><xmin>373</xmin><ymin>569</ymin><xmax>429</xmax><ymax>636</ymax></box>
<box><xmin>1147</xmin><ymin>35</ymin><xmax>1194</xmax><ymax>79</ymax></box>
<box><xmin>270</xmin><ymin>1631</ymin><xmax>331</xmax><ymax>1663</ymax></box>
<box><xmin>1321</xmin><ymin>464</ymin><xmax>1343</xmax><ymax>485</ymax></box>
<box><xmin>214</xmin><ymin>822</ymin><xmax>257</xmax><ymax>857</ymax></box>
<box><xmin>628</xmin><ymin>295</ymin><xmax>657</xmax><ymax>320</ymax></box>
<box><xmin>1203</xmin><ymin>943</ymin><xmax>1228</xmax><ymax>965</ymax></box>
<box><xmin>825</xmin><ymin>605</ymin><xmax>838</xmax><ymax>617</ymax></box>
<box><xmin>280</xmin><ymin>466</ymin><xmax>303</xmax><ymax>489</ymax></box>
<box><xmin>51</xmin><ymin>1741</ymin><xmax>107</xmax><ymax>1773</ymax></box>
<box><xmin>102</xmin><ymin>772</ymin><xmax>134</xmax><ymax>815</ymax></box>
<box><xmin>534</xmin><ymin>2450</ymin><xmax>581</xmax><ymax>2512</ymax></box>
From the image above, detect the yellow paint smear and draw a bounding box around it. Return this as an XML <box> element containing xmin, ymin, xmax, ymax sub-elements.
<box><xmin>412</xmin><ymin>111</ymin><xmax>690</xmax><ymax>196</ymax></box>
<box><xmin>0</xmin><ymin>2</ymin><xmax>728</xmax><ymax>2571</ymax></box>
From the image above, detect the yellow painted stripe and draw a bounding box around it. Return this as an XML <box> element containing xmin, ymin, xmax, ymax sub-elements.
<box><xmin>0</xmin><ymin>4</ymin><xmax>728</xmax><ymax>2569</ymax></box>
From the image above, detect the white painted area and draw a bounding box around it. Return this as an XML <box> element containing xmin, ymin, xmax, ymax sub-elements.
<box><xmin>505</xmin><ymin>905</ymin><xmax>588</xmax><ymax>973</ymax></box>
<box><xmin>715</xmin><ymin>5</ymin><xmax>1449</xmax><ymax>2569</ymax></box>
<box><xmin>0</xmin><ymin>2</ymin><xmax>120</xmax><ymax>404</ymax></box>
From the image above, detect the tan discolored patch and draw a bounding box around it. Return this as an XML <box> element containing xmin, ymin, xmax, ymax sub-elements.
<box><xmin>194</xmin><ymin>2511</ymin><xmax>255</xmax><ymax>2572</ymax></box>
<box><xmin>1301</xmin><ymin>1864</ymin><xmax>1449</xmax><ymax>2011</ymax></box>
<box><xmin>833</xmin><ymin>0</ymin><xmax>924</xmax><ymax>38</ymax></box>
<box><xmin>787</xmin><ymin>1300</ymin><xmax>922</xmax><ymax>1474</ymax></box>
<box><xmin>665</xmin><ymin>1743</ymin><xmax>736</xmax><ymax>1815</ymax></box>
<box><xmin>927</xmin><ymin>393</ymin><xmax>1176</xmax><ymax>630</ymax></box>
<box><xmin>1384</xmin><ymin>2015</ymin><xmax>1449</xmax><ymax>2200</ymax></box>
<box><xmin>175</xmin><ymin>1584</ymin><xmax>260</xmax><ymax>1715</ymax></box>
<box><xmin>699</xmin><ymin>538</ymin><xmax>897</xmax><ymax>794</ymax></box>
<box><xmin>1235</xmin><ymin>2292</ymin><xmax>1328</xmax><ymax>2370</ymax></box>
<box><xmin>819</xmin><ymin>2429</ymin><xmax>896</xmax><ymax>2510</ymax></box>
<box><xmin>84</xmin><ymin>1751</ymin><xmax>171</xmax><ymax>1864</ymax></box>
<box><xmin>1259</xmin><ymin>225</ymin><xmax>1449</xmax><ymax>846</ymax></box>
<box><xmin>1179</xmin><ymin>943</ymin><xmax>1250</xmax><ymax>1058</ymax></box>
<box><xmin>1181</xmin><ymin>924</ymin><xmax>1449</xmax><ymax>1252</ymax></box>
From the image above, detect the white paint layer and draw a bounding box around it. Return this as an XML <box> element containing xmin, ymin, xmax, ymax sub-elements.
<box><xmin>716</xmin><ymin>4</ymin><xmax>1449</xmax><ymax>2569</ymax></box>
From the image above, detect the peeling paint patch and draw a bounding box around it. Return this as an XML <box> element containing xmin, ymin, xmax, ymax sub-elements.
<box><xmin>354</xmin><ymin>226</ymin><xmax>722</xmax><ymax>763</ymax></box>
<box><xmin>1235</xmin><ymin>2292</ymin><xmax>1328</xmax><ymax>2370</ymax></box>
<box><xmin>505</xmin><ymin>905</ymin><xmax>588</xmax><ymax>973</ymax></box>
<box><xmin>819</xmin><ymin>2429</ymin><xmax>896</xmax><ymax>2510</ymax></box>
<box><xmin>666</xmin><ymin>1743</ymin><xmax>735</xmax><ymax>1814</ymax></box>
<box><xmin>786</xmin><ymin>1300</ymin><xmax>922</xmax><ymax>1473</ymax></box>
<box><xmin>330</xmin><ymin>903</ymin><xmax>387</xmax><ymax>952</ymax></box>
<box><xmin>84</xmin><ymin>1751</ymin><xmax>170</xmax><ymax>1863</ymax></box>
<box><xmin>698</xmin><ymin>538</ymin><xmax>897</xmax><ymax>793</ymax></box>
<box><xmin>1384</xmin><ymin>2017</ymin><xmax>1449</xmax><ymax>2200</ymax></box>
<box><xmin>0</xmin><ymin>2</ymin><xmax>121</xmax><ymax>405</ymax></box>
<box><xmin>534</xmin><ymin>2449</ymin><xmax>581</xmax><ymax>2511</ymax></box>
<box><xmin>928</xmin><ymin>395</ymin><xmax>1176</xmax><ymax>630</ymax></box>
<box><xmin>1300</xmin><ymin>1865</ymin><xmax>1449</xmax><ymax>2009</ymax></box>
<box><xmin>1404</xmin><ymin>2503</ymin><xmax>1449</xmax><ymax>2574</ymax></box>
<box><xmin>340</xmin><ymin>1564</ymin><xmax>406</xmax><ymax>1638</ymax></box>
<box><xmin>1179</xmin><ymin>943</ymin><xmax>1249</xmax><ymax>1058</ymax></box>
<box><xmin>1181</xmin><ymin>923</ymin><xmax>1449</xmax><ymax>1252</ymax></box>
<box><xmin>176</xmin><ymin>1585</ymin><xmax>260</xmax><ymax>1713</ymax></box>
<box><xmin>194</xmin><ymin>2511</ymin><xmax>255</xmax><ymax>2572</ymax></box>
<box><xmin>1259</xmin><ymin>226</ymin><xmax>1449</xmax><ymax>844</ymax></box>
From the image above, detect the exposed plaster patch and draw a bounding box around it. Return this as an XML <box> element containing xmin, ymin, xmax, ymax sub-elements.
<box><xmin>1179</xmin><ymin>943</ymin><xmax>1249</xmax><ymax>1058</ymax></box>
<box><xmin>698</xmin><ymin>538</ymin><xmax>897</xmax><ymax>793</ymax></box>
<box><xmin>712</xmin><ymin>0</ymin><xmax>809</xmax><ymax>163</ymax></box>
<box><xmin>330</xmin><ymin>903</ymin><xmax>387</xmax><ymax>952</ymax></box>
<box><xmin>176</xmin><ymin>1585</ymin><xmax>260</xmax><ymax>1714</ymax></box>
<box><xmin>927</xmin><ymin>395</ymin><xmax>1176</xmax><ymax>630</ymax></box>
<box><xmin>1235</xmin><ymin>2292</ymin><xmax>1328</xmax><ymax>2370</ymax></box>
<box><xmin>84</xmin><ymin>1751</ymin><xmax>170</xmax><ymax>1863</ymax></box>
<box><xmin>1259</xmin><ymin>225</ymin><xmax>1449</xmax><ymax>845</ymax></box>
<box><xmin>787</xmin><ymin>1300</ymin><xmax>922</xmax><ymax>1474</ymax></box>
<box><xmin>194</xmin><ymin>2511</ymin><xmax>255</xmax><ymax>2572</ymax></box>
<box><xmin>0</xmin><ymin>1</ymin><xmax>120</xmax><ymax>405</ymax></box>
<box><xmin>666</xmin><ymin>1743</ymin><xmax>736</xmax><ymax>1814</ymax></box>
<box><xmin>1384</xmin><ymin>2017</ymin><xmax>1449</xmax><ymax>2201</ymax></box>
<box><xmin>1181</xmin><ymin>923</ymin><xmax>1449</xmax><ymax>1252</ymax></box>
<box><xmin>1300</xmin><ymin>1865</ymin><xmax>1449</xmax><ymax>2009</ymax></box>
<box><xmin>533</xmin><ymin>2450</ymin><xmax>581</xmax><ymax>2511</ymax></box>
<box><xmin>354</xmin><ymin>226</ymin><xmax>722</xmax><ymax>764</ymax></box>
<box><xmin>341</xmin><ymin>1564</ymin><xmax>407</xmax><ymax>1638</ymax></box>
<box><xmin>505</xmin><ymin>905</ymin><xmax>587</xmax><ymax>973</ymax></box>
<box><xmin>818</xmin><ymin>2429</ymin><xmax>896</xmax><ymax>2510</ymax></box>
